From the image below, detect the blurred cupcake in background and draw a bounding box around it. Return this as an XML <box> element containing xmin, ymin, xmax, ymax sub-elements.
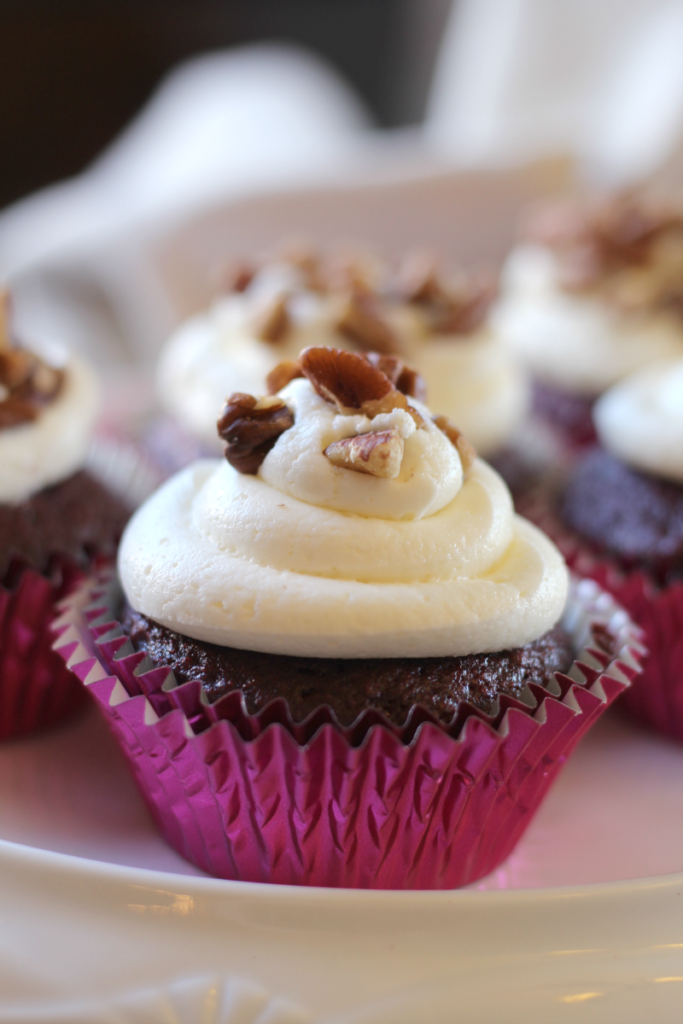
<box><xmin>153</xmin><ymin>244</ymin><xmax>531</xmax><ymax>482</ymax></box>
<box><xmin>526</xmin><ymin>358</ymin><xmax>683</xmax><ymax>742</ymax></box>
<box><xmin>0</xmin><ymin>289</ymin><xmax>129</xmax><ymax>738</ymax></box>
<box><xmin>493</xmin><ymin>193</ymin><xmax>683</xmax><ymax>448</ymax></box>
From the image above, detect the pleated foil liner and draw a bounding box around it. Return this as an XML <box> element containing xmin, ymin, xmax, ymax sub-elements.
<box><xmin>522</xmin><ymin>490</ymin><xmax>683</xmax><ymax>744</ymax></box>
<box><xmin>0</xmin><ymin>562</ymin><xmax>89</xmax><ymax>740</ymax></box>
<box><xmin>52</xmin><ymin>571</ymin><xmax>643</xmax><ymax>889</ymax></box>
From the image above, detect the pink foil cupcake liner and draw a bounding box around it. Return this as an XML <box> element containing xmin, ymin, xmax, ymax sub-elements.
<box><xmin>0</xmin><ymin>562</ymin><xmax>89</xmax><ymax>740</ymax></box>
<box><xmin>52</xmin><ymin>571</ymin><xmax>643</xmax><ymax>889</ymax></box>
<box><xmin>521</xmin><ymin>491</ymin><xmax>683</xmax><ymax>742</ymax></box>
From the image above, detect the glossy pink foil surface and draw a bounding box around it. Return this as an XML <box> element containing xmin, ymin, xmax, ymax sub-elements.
<box><xmin>0</xmin><ymin>564</ymin><xmax>88</xmax><ymax>739</ymax></box>
<box><xmin>53</xmin><ymin>572</ymin><xmax>643</xmax><ymax>888</ymax></box>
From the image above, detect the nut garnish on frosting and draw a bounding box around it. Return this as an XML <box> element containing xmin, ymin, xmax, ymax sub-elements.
<box><xmin>217</xmin><ymin>393</ymin><xmax>294</xmax><ymax>474</ymax></box>
<box><xmin>219</xmin><ymin>348</ymin><xmax>447</xmax><ymax>481</ymax></box>
<box><xmin>0</xmin><ymin>290</ymin><xmax>64</xmax><ymax>430</ymax></box>
<box><xmin>524</xmin><ymin>194</ymin><xmax>683</xmax><ymax>312</ymax></box>
<box><xmin>324</xmin><ymin>428</ymin><xmax>404</xmax><ymax>479</ymax></box>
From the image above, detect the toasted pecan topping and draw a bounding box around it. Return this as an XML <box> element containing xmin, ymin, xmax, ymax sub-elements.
<box><xmin>362</xmin><ymin>353</ymin><xmax>427</xmax><ymax>402</ymax></box>
<box><xmin>324</xmin><ymin>427</ymin><xmax>404</xmax><ymax>479</ymax></box>
<box><xmin>432</xmin><ymin>414</ymin><xmax>477</xmax><ymax>472</ymax></box>
<box><xmin>252</xmin><ymin>292</ymin><xmax>290</xmax><ymax>343</ymax></box>
<box><xmin>299</xmin><ymin>346</ymin><xmax>393</xmax><ymax>411</ymax></box>
<box><xmin>0</xmin><ymin>291</ymin><xmax>64</xmax><ymax>430</ymax></box>
<box><xmin>266</xmin><ymin>359</ymin><xmax>304</xmax><ymax>395</ymax></box>
<box><xmin>217</xmin><ymin>392</ymin><xmax>294</xmax><ymax>474</ymax></box>
<box><xmin>299</xmin><ymin>346</ymin><xmax>424</xmax><ymax>426</ymax></box>
<box><xmin>335</xmin><ymin>289</ymin><xmax>397</xmax><ymax>354</ymax></box>
<box><xmin>525</xmin><ymin>194</ymin><xmax>683</xmax><ymax>295</ymax></box>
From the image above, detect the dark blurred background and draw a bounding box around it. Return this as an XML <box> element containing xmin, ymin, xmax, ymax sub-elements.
<box><xmin>0</xmin><ymin>0</ymin><xmax>452</xmax><ymax>209</ymax></box>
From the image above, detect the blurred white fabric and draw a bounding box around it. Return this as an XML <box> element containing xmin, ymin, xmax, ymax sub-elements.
<box><xmin>427</xmin><ymin>0</ymin><xmax>683</xmax><ymax>183</ymax></box>
<box><xmin>0</xmin><ymin>44</ymin><xmax>373</xmax><ymax>279</ymax></box>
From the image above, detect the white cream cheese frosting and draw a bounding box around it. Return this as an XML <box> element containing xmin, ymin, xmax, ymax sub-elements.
<box><xmin>594</xmin><ymin>359</ymin><xmax>683</xmax><ymax>485</ymax></box>
<box><xmin>0</xmin><ymin>351</ymin><xmax>100</xmax><ymax>504</ymax></box>
<box><xmin>157</xmin><ymin>262</ymin><xmax>528</xmax><ymax>457</ymax></box>
<box><xmin>120</xmin><ymin>376</ymin><xmax>567</xmax><ymax>658</ymax></box>
<box><xmin>494</xmin><ymin>245</ymin><xmax>683</xmax><ymax>395</ymax></box>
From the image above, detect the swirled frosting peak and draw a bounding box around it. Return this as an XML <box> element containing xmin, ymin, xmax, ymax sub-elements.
<box><xmin>120</xmin><ymin>348</ymin><xmax>568</xmax><ymax>658</ymax></box>
<box><xmin>594</xmin><ymin>358</ymin><xmax>683</xmax><ymax>484</ymax></box>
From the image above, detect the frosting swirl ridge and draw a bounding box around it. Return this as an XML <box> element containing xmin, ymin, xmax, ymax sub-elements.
<box><xmin>594</xmin><ymin>359</ymin><xmax>683</xmax><ymax>484</ymax></box>
<box><xmin>120</xmin><ymin>373</ymin><xmax>567</xmax><ymax>658</ymax></box>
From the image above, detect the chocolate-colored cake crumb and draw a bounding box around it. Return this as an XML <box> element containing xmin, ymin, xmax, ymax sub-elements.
<box><xmin>1</xmin><ymin>470</ymin><xmax>130</xmax><ymax>581</ymax></box>
<box><xmin>562</xmin><ymin>448</ymin><xmax>683</xmax><ymax>583</ymax></box>
<box><xmin>122</xmin><ymin>608</ymin><xmax>574</xmax><ymax>726</ymax></box>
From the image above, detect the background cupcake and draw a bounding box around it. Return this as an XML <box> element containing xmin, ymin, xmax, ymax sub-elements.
<box><xmin>493</xmin><ymin>193</ymin><xmax>683</xmax><ymax>448</ymax></box>
<box><xmin>0</xmin><ymin>289</ymin><xmax>129</xmax><ymax>738</ymax></box>
<box><xmin>153</xmin><ymin>245</ymin><xmax>530</xmax><ymax>477</ymax></box>
<box><xmin>54</xmin><ymin>347</ymin><xmax>642</xmax><ymax>888</ymax></box>
<box><xmin>554</xmin><ymin>358</ymin><xmax>683</xmax><ymax>742</ymax></box>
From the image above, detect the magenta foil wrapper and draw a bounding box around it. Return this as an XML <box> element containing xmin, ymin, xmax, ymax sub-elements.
<box><xmin>522</xmin><ymin>492</ymin><xmax>683</xmax><ymax>743</ymax></box>
<box><xmin>0</xmin><ymin>563</ymin><xmax>89</xmax><ymax>739</ymax></box>
<box><xmin>53</xmin><ymin>571</ymin><xmax>643</xmax><ymax>889</ymax></box>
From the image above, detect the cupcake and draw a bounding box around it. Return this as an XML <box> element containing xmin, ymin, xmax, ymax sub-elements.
<box><xmin>54</xmin><ymin>348</ymin><xmax>642</xmax><ymax>888</ymax></box>
<box><xmin>0</xmin><ymin>289</ymin><xmax>129</xmax><ymax>738</ymax></box>
<box><xmin>550</xmin><ymin>359</ymin><xmax>683</xmax><ymax>741</ymax></box>
<box><xmin>493</xmin><ymin>193</ymin><xmax>683</xmax><ymax>448</ymax></box>
<box><xmin>153</xmin><ymin>246</ymin><xmax>529</xmax><ymax>475</ymax></box>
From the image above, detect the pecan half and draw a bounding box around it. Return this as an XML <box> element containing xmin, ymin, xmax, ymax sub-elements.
<box><xmin>324</xmin><ymin>427</ymin><xmax>404</xmax><ymax>479</ymax></box>
<box><xmin>335</xmin><ymin>288</ymin><xmax>397</xmax><ymax>354</ymax></box>
<box><xmin>362</xmin><ymin>353</ymin><xmax>427</xmax><ymax>402</ymax></box>
<box><xmin>217</xmin><ymin>393</ymin><xmax>294</xmax><ymax>474</ymax></box>
<box><xmin>432</xmin><ymin>414</ymin><xmax>477</xmax><ymax>472</ymax></box>
<box><xmin>266</xmin><ymin>359</ymin><xmax>304</xmax><ymax>395</ymax></box>
<box><xmin>252</xmin><ymin>292</ymin><xmax>290</xmax><ymax>343</ymax></box>
<box><xmin>299</xmin><ymin>347</ymin><xmax>424</xmax><ymax>426</ymax></box>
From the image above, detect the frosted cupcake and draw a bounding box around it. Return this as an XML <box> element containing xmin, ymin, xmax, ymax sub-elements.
<box><xmin>556</xmin><ymin>359</ymin><xmax>683</xmax><ymax>740</ymax></box>
<box><xmin>494</xmin><ymin>194</ymin><xmax>683</xmax><ymax>447</ymax></box>
<box><xmin>154</xmin><ymin>246</ymin><xmax>529</xmax><ymax>471</ymax></box>
<box><xmin>55</xmin><ymin>348</ymin><xmax>642</xmax><ymax>887</ymax></box>
<box><xmin>0</xmin><ymin>290</ymin><xmax>128</xmax><ymax>737</ymax></box>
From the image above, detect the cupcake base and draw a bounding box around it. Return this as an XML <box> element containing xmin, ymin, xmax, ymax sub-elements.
<box><xmin>0</xmin><ymin>562</ymin><xmax>89</xmax><ymax>740</ymax></box>
<box><xmin>52</xmin><ymin>572</ymin><xmax>643</xmax><ymax>889</ymax></box>
<box><xmin>520</xmin><ymin>490</ymin><xmax>683</xmax><ymax>743</ymax></box>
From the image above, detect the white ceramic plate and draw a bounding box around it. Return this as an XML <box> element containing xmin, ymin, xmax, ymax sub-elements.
<box><xmin>0</xmin><ymin>703</ymin><xmax>682</xmax><ymax>1022</ymax></box>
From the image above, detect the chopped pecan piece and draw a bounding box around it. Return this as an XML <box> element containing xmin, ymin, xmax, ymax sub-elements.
<box><xmin>299</xmin><ymin>346</ymin><xmax>424</xmax><ymax>426</ymax></box>
<box><xmin>324</xmin><ymin>428</ymin><xmax>404</xmax><ymax>479</ymax></box>
<box><xmin>252</xmin><ymin>293</ymin><xmax>290</xmax><ymax>343</ymax></box>
<box><xmin>299</xmin><ymin>346</ymin><xmax>393</xmax><ymax>411</ymax></box>
<box><xmin>432</xmin><ymin>415</ymin><xmax>477</xmax><ymax>472</ymax></box>
<box><xmin>266</xmin><ymin>359</ymin><xmax>304</xmax><ymax>395</ymax></box>
<box><xmin>362</xmin><ymin>353</ymin><xmax>427</xmax><ymax>402</ymax></box>
<box><xmin>217</xmin><ymin>393</ymin><xmax>294</xmax><ymax>474</ymax></box>
<box><xmin>335</xmin><ymin>288</ymin><xmax>397</xmax><ymax>354</ymax></box>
